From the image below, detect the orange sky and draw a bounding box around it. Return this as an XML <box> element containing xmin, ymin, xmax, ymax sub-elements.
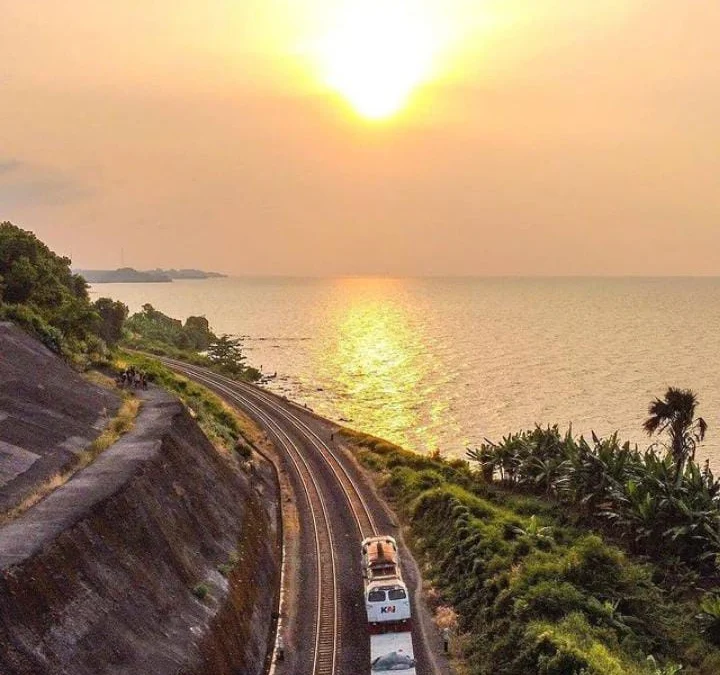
<box><xmin>1</xmin><ymin>0</ymin><xmax>719</xmax><ymax>275</ymax></box>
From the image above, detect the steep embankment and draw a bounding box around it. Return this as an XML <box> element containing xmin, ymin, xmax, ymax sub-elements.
<box><xmin>0</xmin><ymin>329</ymin><xmax>280</xmax><ymax>674</ymax></box>
<box><xmin>0</xmin><ymin>321</ymin><xmax>120</xmax><ymax>515</ymax></box>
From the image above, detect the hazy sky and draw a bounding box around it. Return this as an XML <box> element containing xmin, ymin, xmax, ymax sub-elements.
<box><xmin>1</xmin><ymin>1</ymin><xmax>719</xmax><ymax>275</ymax></box>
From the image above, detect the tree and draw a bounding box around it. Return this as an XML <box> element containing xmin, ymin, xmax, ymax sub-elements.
<box><xmin>0</xmin><ymin>222</ymin><xmax>99</xmax><ymax>351</ymax></box>
<box><xmin>207</xmin><ymin>334</ymin><xmax>246</xmax><ymax>375</ymax></box>
<box><xmin>125</xmin><ymin>303</ymin><xmax>187</xmax><ymax>348</ymax></box>
<box><xmin>3</xmin><ymin>255</ymin><xmax>38</xmax><ymax>304</ymax></box>
<box><xmin>184</xmin><ymin>315</ymin><xmax>216</xmax><ymax>350</ymax></box>
<box><xmin>643</xmin><ymin>387</ymin><xmax>707</xmax><ymax>476</ymax></box>
<box><xmin>94</xmin><ymin>298</ymin><xmax>128</xmax><ymax>346</ymax></box>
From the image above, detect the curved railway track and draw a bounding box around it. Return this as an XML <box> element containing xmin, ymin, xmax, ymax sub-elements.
<box><xmin>156</xmin><ymin>357</ymin><xmax>379</xmax><ymax>674</ymax></box>
<box><xmin>159</xmin><ymin>357</ymin><xmax>378</xmax><ymax>538</ymax></box>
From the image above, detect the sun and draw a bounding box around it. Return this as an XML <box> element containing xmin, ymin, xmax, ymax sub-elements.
<box><xmin>317</xmin><ymin>1</ymin><xmax>439</xmax><ymax>120</ymax></box>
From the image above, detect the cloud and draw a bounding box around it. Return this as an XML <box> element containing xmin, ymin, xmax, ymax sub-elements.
<box><xmin>0</xmin><ymin>159</ymin><xmax>90</xmax><ymax>208</ymax></box>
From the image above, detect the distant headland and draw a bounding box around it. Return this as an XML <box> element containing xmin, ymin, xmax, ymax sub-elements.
<box><xmin>75</xmin><ymin>268</ymin><xmax>227</xmax><ymax>283</ymax></box>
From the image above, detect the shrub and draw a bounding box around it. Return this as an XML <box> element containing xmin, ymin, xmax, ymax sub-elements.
<box><xmin>697</xmin><ymin>594</ymin><xmax>720</xmax><ymax>646</ymax></box>
<box><xmin>346</xmin><ymin>432</ymin><xmax>720</xmax><ymax>675</ymax></box>
<box><xmin>192</xmin><ymin>583</ymin><xmax>209</xmax><ymax>600</ymax></box>
<box><xmin>0</xmin><ymin>222</ymin><xmax>101</xmax><ymax>352</ymax></box>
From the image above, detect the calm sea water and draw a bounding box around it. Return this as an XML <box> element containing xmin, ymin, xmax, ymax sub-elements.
<box><xmin>91</xmin><ymin>277</ymin><xmax>720</xmax><ymax>469</ymax></box>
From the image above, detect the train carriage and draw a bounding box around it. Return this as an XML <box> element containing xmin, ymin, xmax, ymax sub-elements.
<box><xmin>370</xmin><ymin>631</ymin><xmax>416</xmax><ymax>673</ymax></box>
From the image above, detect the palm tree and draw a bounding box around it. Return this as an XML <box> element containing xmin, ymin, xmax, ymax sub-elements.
<box><xmin>643</xmin><ymin>387</ymin><xmax>707</xmax><ymax>476</ymax></box>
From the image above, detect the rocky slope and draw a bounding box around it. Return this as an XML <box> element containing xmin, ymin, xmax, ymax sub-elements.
<box><xmin>0</xmin><ymin>327</ymin><xmax>280</xmax><ymax>674</ymax></box>
<box><xmin>0</xmin><ymin>322</ymin><xmax>120</xmax><ymax>515</ymax></box>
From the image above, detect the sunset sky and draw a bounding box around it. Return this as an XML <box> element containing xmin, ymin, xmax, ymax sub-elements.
<box><xmin>1</xmin><ymin>1</ymin><xmax>719</xmax><ymax>276</ymax></box>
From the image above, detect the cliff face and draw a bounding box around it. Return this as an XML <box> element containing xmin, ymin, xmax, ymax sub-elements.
<box><xmin>0</xmin><ymin>383</ymin><xmax>279</xmax><ymax>673</ymax></box>
<box><xmin>0</xmin><ymin>321</ymin><xmax>120</xmax><ymax>515</ymax></box>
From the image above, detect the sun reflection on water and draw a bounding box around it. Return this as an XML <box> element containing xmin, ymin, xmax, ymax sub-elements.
<box><xmin>328</xmin><ymin>280</ymin><xmax>428</xmax><ymax>450</ymax></box>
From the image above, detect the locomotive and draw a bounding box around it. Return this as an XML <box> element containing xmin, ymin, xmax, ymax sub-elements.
<box><xmin>362</xmin><ymin>535</ymin><xmax>416</xmax><ymax>672</ymax></box>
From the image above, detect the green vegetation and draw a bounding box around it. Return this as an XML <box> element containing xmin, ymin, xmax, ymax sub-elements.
<box><xmin>466</xmin><ymin>390</ymin><xmax>720</xmax><ymax>572</ymax></box>
<box><xmin>205</xmin><ymin>334</ymin><xmax>248</xmax><ymax>376</ymax></box>
<box><xmin>0</xmin><ymin>221</ymin><xmax>99</xmax><ymax>356</ymax></box>
<box><xmin>192</xmin><ymin>583</ymin><xmax>209</xmax><ymax>600</ymax></box>
<box><xmin>218</xmin><ymin>551</ymin><xmax>241</xmax><ymax>578</ymax></box>
<box><xmin>125</xmin><ymin>303</ymin><xmax>215</xmax><ymax>351</ymax></box>
<box><xmin>123</xmin><ymin>303</ymin><xmax>260</xmax><ymax>381</ymax></box>
<box><xmin>94</xmin><ymin>297</ymin><xmax>129</xmax><ymax>346</ymax></box>
<box><xmin>343</xmin><ymin>420</ymin><xmax>720</xmax><ymax>675</ymax></box>
<box><xmin>0</xmin><ymin>221</ymin><xmax>131</xmax><ymax>360</ymax></box>
<box><xmin>116</xmin><ymin>351</ymin><xmax>254</xmax><ymax>459</ymax></box>
<box><xmin>1</xmin><ymin>222</ymin><xmax>260</xmax><ymax>382</ymax></box>
<box><xmin>644</xmin><ymin>387</ymin><xmax>707</xmax><ymax>477</ymax></box>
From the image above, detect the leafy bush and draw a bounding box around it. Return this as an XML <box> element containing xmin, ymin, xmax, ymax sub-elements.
<box><xmin>467</xmin><ymin>424</ymin><xmax>720</xmax><ymax>572</ymax></box>
<box><xmin>94</xmin><ymin>297</ymin><xmax>128</xmax><ymax>346</ymax></box>
<box><xmin>123</xmin><ymin>304</ymin><xmax>260</xmax><ymax>382</ymax></box>
<box><xmin>697</xmin><ymin>594</ymin><xmax>720</xmax><ymax>646</ymax></box>
<box><xmin>346</xmin><ymin>435</ymin><xmax>720</xmax><ymax>675</ymax></box>
<box><xmin>0</xmin><ymin>302</ymin><xmax>64</xmax><ymax>354</ymax></box>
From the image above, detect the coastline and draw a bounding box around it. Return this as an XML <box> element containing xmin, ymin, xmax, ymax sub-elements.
<box><xmin>87</xmin><ymin>276</ymin><xmax>720</xmax><ymax>472</ymax></box>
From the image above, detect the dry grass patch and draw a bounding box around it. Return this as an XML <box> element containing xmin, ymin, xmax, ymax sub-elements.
<box><xmin>0</xmin><ymin>394</ymin><xmax>141</xmax><ymax>525</ymax></box>
<box><xmin>82</xmin><ymin>369</ymin><xmax>118</xmax><ymax>390</ymax></box>
<box><xmin>78</xmin><ymin>395</ymin><xmax>140</xmax><ymax>464</ymax></box>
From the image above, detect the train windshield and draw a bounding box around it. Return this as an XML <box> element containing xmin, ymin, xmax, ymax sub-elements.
<box><xmin>388</xmin><ymin>588</ymin><xmax>407</xmax><ymax>600</ymax></box>
<box><xmin>368</xmin><ymin>590</ymin><xmax>386</xmax><ymax>602</ymax></box>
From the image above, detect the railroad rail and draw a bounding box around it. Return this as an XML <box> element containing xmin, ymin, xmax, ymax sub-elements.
<box><xmin>155</xmin><ymin>357</ymin><xmax>379</xmax><ymax>674</ymax></box>
<box><xmin>158</xmin><ymin>357</ymin><xmax>378</xmax><ymax>538</ymax></box>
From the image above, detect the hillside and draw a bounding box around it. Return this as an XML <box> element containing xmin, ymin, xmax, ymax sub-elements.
<box><xmin>0</xmin><ymin>322</ymin><xmax>120</xmax><ymax>515</ymax></box>
<box><xmin>0</xmin><ymin>327</ymin><xmax>280</xmax><ymax>674</ymax></box>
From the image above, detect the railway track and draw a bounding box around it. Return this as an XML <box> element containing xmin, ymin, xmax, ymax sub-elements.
<box><xmin>155</xmin><ymin>357</ymin><xmax>379</xmax><ymax>674</ymax></box>
<box><xmin>157</xmin><ymin>357</ymin><xmax>378</xmax><ymax>538</ymax></box>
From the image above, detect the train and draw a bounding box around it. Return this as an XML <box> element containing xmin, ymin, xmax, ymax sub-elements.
<box><xmin>361</xmin><ymin>535</ymin><xmax>412</xmax><ymax>631</ymax></box>
<box><xmin>363</xmin><ymin>536</ymin><xmax>416</xmax><ymax>672</ymax></box>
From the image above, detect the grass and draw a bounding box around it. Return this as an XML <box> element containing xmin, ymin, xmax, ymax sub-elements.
<box><xmin>218</xmin><ymin>551</ymin><xmax>241</xmax><ymax>578</ymax></box>
<box><xmin>0</xmin><ymin>393</ymin><xmax>141</xmax><ymax>525</ymax></box>
<box><xmin>121</xmin><ymin>335</ymin><xmax>261</xmax><ymax>382</ymax></box>
<box><xmin>115</xmin><ymin>350</ymin><xmax>258</xmax><ymax>460</ymax></box>
<box><xmin>82</xmin><ymin>396</ymin><xmax>140</xmax><ymax>461</ymax></box>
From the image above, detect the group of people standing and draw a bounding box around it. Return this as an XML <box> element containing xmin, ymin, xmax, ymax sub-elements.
<box><xmin>118</xmin><ymin>366</ymin><xmax>148</xmax><ymax>390</ymax></box>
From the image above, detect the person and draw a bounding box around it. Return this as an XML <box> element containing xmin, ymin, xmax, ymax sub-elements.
<box><xmin>442</xmin><ymin>627</ymin><xmax>451</xmax><ymax>653</ymax></box>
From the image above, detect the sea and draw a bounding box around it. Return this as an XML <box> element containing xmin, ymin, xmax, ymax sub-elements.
<box><xmin>90</xmin><ymin>277</ymin><xmax>720</xmax><ymax>470</ymax></box>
